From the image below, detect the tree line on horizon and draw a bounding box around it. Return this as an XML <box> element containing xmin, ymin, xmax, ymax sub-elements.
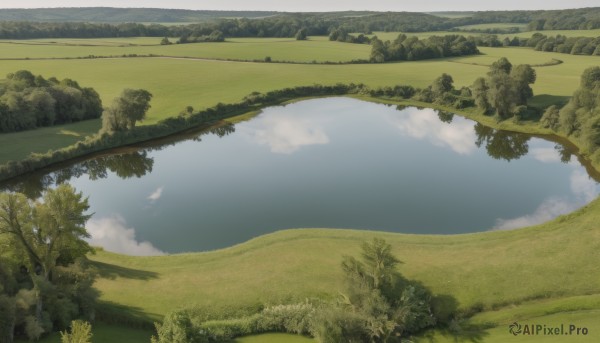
<box><xmin>0</xmin><ymin>7</ymin><xmax>599</xmax><ymax>40</ymax></box>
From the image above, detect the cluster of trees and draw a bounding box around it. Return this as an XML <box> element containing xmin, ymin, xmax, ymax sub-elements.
<box><xmin>0</xmin><ymin>70</ymin><xmax>103</xmax><ymax>133</ymax></box>
<box><xmin>527</xmin><ymin>7</ymin><xmax>600</xmax><ymax>30</ymax></box>
<box><xmin>540</xmin><ymin>67</ymin><xmax>600</xmax><ymax>161</ymax></box>
<box><xmin>177</xmin><ymin>30</ymin><xmax>224</xmax><ymax>44</ymax></box>
<box><xmin>101</xmin><ymin>89</ymin><xmax>153</xmax><ymax>132</ymax></box>
<box><xmin>527</xmin><ymin>34</ymin><xmax>600</xmax><ymax>55</ymax></box>
<box><xmin>0</xmin><ymin>185</ymin><xmax>97</xmax><ymax>343</ymax></box>
<box><xmin>471</xmin><ymin>58</ymin><xmax>537</xmax><ymax>119</ymax></box>
<box><xmin>369</xmin><ymin>34</ymin><xmax>479</xmax><ymax>63</ymax></box>
<box><xmin>152</xmin><ymin>239</ymin><xmax>438</xmax><ymax>343</ymax></box>
<box><xmin>328</xmin><ymin>28</ymin><xmax>371</xmax><ymax>44</ymax></box>
<box><xmin>0</xmin><ymin>21</ymin><xmax>173</xmax><ymax>39</ymax></box>
<box><xmin>0</xmin><ymin>7</ymin><xmax>599</xmax><ymax>40</ymax></box>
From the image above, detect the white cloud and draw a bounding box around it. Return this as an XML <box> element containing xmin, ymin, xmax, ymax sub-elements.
<box><xmin>492</xmin><ymin>197</ymin><xmax>578</xmax><ymax>230</ymax></box>
<box><xmin>388</xmin><ymin>108</ymin><xmax>476</xmax><ymax>155</ymax></box>
<box><xmin>493</xmin><ymin>169</ymin><xmax>600</xmax><ymax>230</ymax></box>
<box><xmin>530</xmin><ymin>147</ymin><xmax>562</xmax><ymax>163</ymax></box>
<box><xmin>570</xmin><ymin>169</ymin><xmax>599</xmax><ymax>202</ymax></box>
<box><xmin>244</xmin><ymin>113</ymin><xmax>329</xmax><ymax>154</ymax></box>
<box><xmin>86</xmin><ymin>216</ymin><xmax>165</xmax><ymax>256</ymax></box>
<box><xmin>147</xmin><ymin>186</ymin><xmax>164</xmax><ymax>202</ymax></box>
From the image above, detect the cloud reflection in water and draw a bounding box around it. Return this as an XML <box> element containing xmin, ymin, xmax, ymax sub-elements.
<box><xmin>86</xmin><ymin>215</ymin><xmax>165</xmax><ymax>256</ymax></box>
<box><xmin>387</xmin><ymin>107</ymin><xmax>477</xmax><ymax>155</ymax></box>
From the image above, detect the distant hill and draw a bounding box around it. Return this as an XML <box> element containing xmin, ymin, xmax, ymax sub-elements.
<box><xmin>0</xmin><ymin>7</ymin><xmax>280</xmax><ymax>23</ymax></box>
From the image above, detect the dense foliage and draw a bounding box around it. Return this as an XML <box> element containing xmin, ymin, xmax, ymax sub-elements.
<box><xmin>0</xmin><ymin>185</ymin><xmax>97</xmax><ymax>343</ymax></box>
<box><xmin>0</xmin><ymin>70</ymin><xmax>102</xmax><ymax>133</ymax></box>
<box><xmin>369</xmin><ymin>34</ymin><xmax>479</xmax><ymax>63</ymax></box>
<box><xmin>541</xmin><ymin>67</ymin><xmax>600</xmax><ymax>162</ymax></box>
<box><xmin>151</xmin><ymin>239</ymin><xmax>436</xmax><ymax>343</ymax></box>
<box><xmin>525</xmin><ymin>33</ymin><xmax>600</xmax><ymax>55</ymax></box>
<box><xmin>0</xmin><ymin>7</ymin><xmax>598</xmax><ymax>40</ymax></box>
<box><xmin>470</xmin><ymin>58</ymin><xmax>537</xmax><ymax>119</ymax></box>
<box><xmin>101</xmin><ymin>89</ymin><xmax>153</xmax><ymax>132</ymax></box>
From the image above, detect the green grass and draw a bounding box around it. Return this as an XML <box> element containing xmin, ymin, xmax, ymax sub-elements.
<box><xmin>0</xmin><ymin>119</ymin><xmax>100</xmax><ymax>164</ymax></box>
<box><xmin>15</xmin><ymin>323</ymin><xmax>152</xmax><ymax>343</ymax></box>
<box><xmin>0</xmin><ymin>37</ymin><xmax>369</xmax><ymax>62</ymax></box>
<box><xmin>455</xmin><ymin>23</ymin><xmax>528</xmax><ymax>31</ymax></box>
<box><xmin>233</xmin><ymin>333</ymin><xmax>315</xmax><ymax>342</ymax></box>
<box><xmin>498</xmin><ymin>29</ymin><xmax>600</xmax><ymax>39</ymax></box>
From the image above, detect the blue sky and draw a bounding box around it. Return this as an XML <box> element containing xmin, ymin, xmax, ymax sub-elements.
<box><xmin>1</xmin><ymin>0</ymin><xmax>598</xmax><ymax>12</ymax></box>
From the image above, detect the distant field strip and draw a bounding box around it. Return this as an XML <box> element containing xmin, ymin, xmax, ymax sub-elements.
<box><xmin>0</xmin><ymin>37</ymin><xmax>370</xmax><ymax>62</ymax></box>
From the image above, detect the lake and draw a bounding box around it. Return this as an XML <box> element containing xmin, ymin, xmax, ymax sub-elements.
<box><xmin>2</xmin><ymin>97</ymin><xmax>599</xmax><ymax>254</ymax></box>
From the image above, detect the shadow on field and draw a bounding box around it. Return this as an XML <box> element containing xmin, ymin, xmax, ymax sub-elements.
<box><xmin>96</xmin><ymin>301</ymin><xmax>158</xmax><ymax>330</ymax></box>
<box><xmin>529</xmin><ymin>94</ymin><xmax>570</xmax><ymax>109</ymax></box>
<box><xmin>92</xmin><ymin>261</ymin><xmax>159</xmax><ymax>280</ymax></box>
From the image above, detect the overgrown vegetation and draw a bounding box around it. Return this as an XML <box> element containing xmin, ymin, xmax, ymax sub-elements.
<box><xmin>0</xmin><ymin>70</ymin><xmax>102</xmax><ymax>133</ymax></box>
<box><xmin>151</xmin><ymin>239</ymin><xmax>436</xmax><ymax>343</ymax></box>
<box><xmin>541</xmin><ymin>66</ymin><xmax>600</xmax><ymax>162</ymax></box>
<box><xmin>0</xmin><ymin>185</ymin><xmax>97</xmax><ymax>343</ymax></box>
<box><xmin>369</xmin><ymin>34</ymin><xmax>479</xmax><ymax>63</ymax></box>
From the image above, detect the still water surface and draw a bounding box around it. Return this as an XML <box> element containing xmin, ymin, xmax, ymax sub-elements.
<box><xmin>2</xmin><ymin>98</ymin><xmax>599</xmax><ymax>254</ymax></box>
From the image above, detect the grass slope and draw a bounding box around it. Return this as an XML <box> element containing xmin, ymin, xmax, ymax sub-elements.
<box><xmin>89</xmin><ymin>194</ymin><xmax>600</xmax><ymax>319</ymax></box>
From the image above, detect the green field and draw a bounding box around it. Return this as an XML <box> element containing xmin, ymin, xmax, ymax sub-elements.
<box><xmin>455</xmin><ymin>22</ymin><xmax>529</xmax><ymax>31</ymax></box>
<box><xmin>498</xmin><ymin>29</ymin><xmax>600</xmax><ymax>39</ymax></box>
<box><xmin>0</xmin><ymin>36</ymin><xmax>369</xmax><ymax>62</ymax></box>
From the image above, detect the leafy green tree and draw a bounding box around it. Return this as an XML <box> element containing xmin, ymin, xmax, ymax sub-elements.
<box><xmin>510</xmin><ymin>64</ymin><xmax>536</xmax><ymax>106</ymax></box>
<box><xmin>471</xmin><ymin>77</ymin><xmax>492</xmax><ymax>112</ymax></box>
<box><xmin>431</xmin><ymin>73</ymin><xmax>454</xmax><ymax>97</ymax></box>
<box><xmin>295</xmin><ymin>28</ymin><xmax>307</xmax><ymax>40</ymax></box>
<box><xmin>488</xmin><ymin>57</ymin><xmax>512</xmax><ymax>76</ymax></box>
<box><xmin>0</xmin><ymin>185</ymin><xmax>92</xmax><ymax>327</ymax></box>
<box><xmin>60</xmin><ymin>320</ymin><xmax>92</xmax><ymax>343</ymax></box>
<box><xmin>102</xmin><ymin>89</ymin><xmax>153</xmax><ymax>132</ymax></box>
<box><xmin>487</xmin><ymin>73</ymin><xmax>517</xmax><ymax>119</ymax></box>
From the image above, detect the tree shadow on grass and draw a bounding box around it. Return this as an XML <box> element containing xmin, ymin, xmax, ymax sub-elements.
<box><xmin>95</xmin><ymin>300</ymin><xmax>159</xmax><ymax>330</ymax></box>
<box><xmin>529</xmin><ymin>94</ymin><xmax>570</xmax><ymax>110</ymax></box>
<box><xmin>91</xmin><ymin>260</ymin><xmax>159</xmax><ymax>280</ymax></box>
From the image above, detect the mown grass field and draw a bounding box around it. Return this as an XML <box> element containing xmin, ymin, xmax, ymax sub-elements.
<box><xmin>454</xmin><ymin>22</ymin><xmax>528</xmax><ymax>31</ymax></box>
<box><xmin>0</xmin><ymin>42</ymin><xmax>598</xmax><ymax>164</ymax></box>
<box><xmin>0</xmin><ymin>36</ymin><xmax>369</xmax><ymax>62</ymax></box>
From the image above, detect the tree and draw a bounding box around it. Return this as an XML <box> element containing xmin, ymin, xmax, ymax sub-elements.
<box><xmin>487</xmin><ymin>73</ymin><xmax>517</xmax><ymax>118</ymax></box>
<box><xmin>327</xmin><ymin>238</ymin><xmax>435</xmax><ymax>342</ymax></box>
<box><xmin>60</xmin><ymin>320</ymin><xmax>92</xmax><ymax>343</ymax></box>
<box><xmin>488</xmin><ymin>57</ymin><xmax>512</xmax><ymax>76</ymax></box>
<box><xmin>431</xmin><ymin>73</ymin><xmax>454</xmax><ymax>97</ymax></box>
<box><xmin>0</xmin><ymin>185</ymin><xmax>92</xmax><ymax>327</ymax></box>
<box><xmin>295</xmin><ymin>28</ymin><xmax>307</xmax><ymax>40</ymax></box>
<box><xmin>472</xmin><ymin>77</ymin><xmax>491</xmax><ymax>113</ymax></box>
<box><xmin>510</xmin><ymin>64</ymin><xmax>536</xmax><ymax>106</ymax></box>
<box><xmin>102</xmin><ymin>89</ymin><xmax>153</xmax><ymax>132</ymax></box>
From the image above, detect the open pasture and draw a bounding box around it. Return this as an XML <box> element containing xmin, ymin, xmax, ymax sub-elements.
<box><xmin>0</xmin><ymin>36</ymin><xmax>369</xmax><ymax>62</ymax></box>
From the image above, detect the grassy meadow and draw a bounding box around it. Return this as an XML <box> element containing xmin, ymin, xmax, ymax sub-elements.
<box><xmin>0</xmin><ymin>36</ymin><xmax>369</xmax><ymax>62</ymax></box>
<box><xmin>454</xmin><ymin>22</ymin><xmax>529</xmax><ymax>31</ymax></box>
